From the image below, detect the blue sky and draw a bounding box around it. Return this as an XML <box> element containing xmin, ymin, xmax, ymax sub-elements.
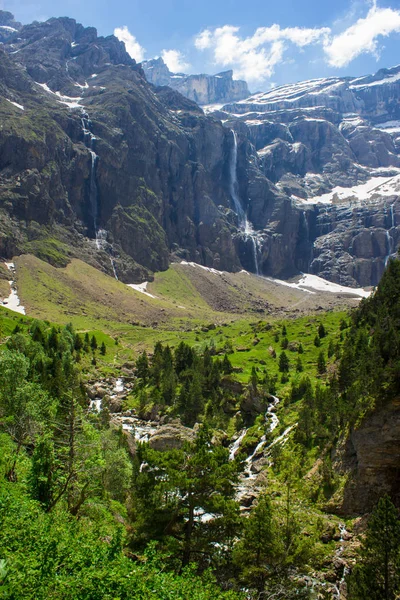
<box><xmin>5</xmin><ymin>0</ymin><xmax>400</xmax><ymax>90</ymax></box>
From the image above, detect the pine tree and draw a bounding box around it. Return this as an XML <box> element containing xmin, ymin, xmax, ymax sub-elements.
<box><xmin>233</xmin><ymin>494</ymin><xmax>277</xmax><ymax>593</ymax></box>
<box><xmin>317</xmin><ymin>351</ymin><xmax>326</xmax><ymax>374</ymax></box>
<box><xmin>222</xmin><ymin>353</ymin><xmax>233</xmax><ymax>374</ymax></box>
<box><xmin>279</xmin><ymin>351</ymin><xmax>289</xmax><ymax>373</ymax></box>
<box><xmin>349</xmin><ymin>495</ymin><xmax>400</xmax><ymax>600</ymax></box>
<box><xmin>318</xmin><ymin>323</ymin><xmax>326</xmax><ymax>338</ymax></box>
<box><xmin>100</xmin><ymin>341</ymin><xmax>106</xmax><ymax>355</ymax></box>
<box><xmin>136</xmin><ymin>351</ymin><xmax>149</xmax><ymax>384</ymax></box>
<box><xmin>90</xmin><ymin>335</ymin><xmax>97</xmax><ymax>351</ymax></box>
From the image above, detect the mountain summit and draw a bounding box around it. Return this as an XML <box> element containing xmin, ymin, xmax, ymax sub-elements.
<box><xmin>142</xmin><ymin>57</ymin><xmax>250</xmax><ymax>105</ymax></box>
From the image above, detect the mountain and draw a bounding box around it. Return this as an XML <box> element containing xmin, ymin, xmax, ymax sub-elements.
<box><xmin>142</xmin><ymin>57</ymin><xmax>250</xmax><ymax>105</ymax></box>
<box><xmin>0</xmin><ymin>11</ymin><xmax>399</xmax><ymax>289</ymax></box>
<box><xmin>214</xmin><ymin>68</ymin><xmax>400</xmax><ymax>285</ymax></box>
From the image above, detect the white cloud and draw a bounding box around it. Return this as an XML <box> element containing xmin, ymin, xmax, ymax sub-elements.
<box><xmin>324</xmin><ymin>3</ymin><xmax>400</xmax><ymax>67</ymax></box>
<box><xmin>161</xmin><ymin>49</ymin><xmax>190</xmax><ymax>73</ymax></box>
<box><xmin>114</xmin><ymin>26</ymin><xmax>146</xmax><ymax>63</ymax></box>
<box><xmin>194</xmin><ymin>30</ymin><xmax>212</xmax><ymax>50</ymax></box>
<box><xmin>194</xmin><ymin>24</ymin><xmax>329</xmax><ymax>82</ymax></box>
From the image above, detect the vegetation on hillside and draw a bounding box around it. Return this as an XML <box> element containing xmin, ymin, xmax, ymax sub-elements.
<box><xmin>1</xmin><ymin>258</ymin><xmax>400</xmax><ymax>598</ymax></box>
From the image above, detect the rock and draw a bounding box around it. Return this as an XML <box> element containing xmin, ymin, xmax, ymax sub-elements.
<box><xmin>239</xmin><ymin>492</ymin><xmax>257</xmax><ymax>508</ymax></box>
<box><xmin>148</xmin><ymin>423</ymin><xmax>195</xmax><ymax>451</ymax></box>
<box><xmin>335</xmin><ymin>398</ymin><xmax>400</xmax><ymax>514</ymax></box>
<box><xmin>142</xmin><ymin>58</ymin><xmax>250</xmax><ymax>105</ymax></box>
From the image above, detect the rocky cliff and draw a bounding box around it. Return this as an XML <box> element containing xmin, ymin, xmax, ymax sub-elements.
<box><xmin>142</xmin><ymin>57</ymin><xmax>250</xmax><ymax>105</ymax></box>
<box><xmin>209</xmin><ymin>69</ymin><xmax>400</xmax><ymax>285</ymax></box>
<box><xmin>0</xmin><ymin>11</ymin><xmax>399</xmax><ymax>287</ymax></box>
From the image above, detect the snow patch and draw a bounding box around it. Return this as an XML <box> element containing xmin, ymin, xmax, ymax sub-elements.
<box><xmin>268</xmin><ymin>273</ymin><xmax>371</xmax><ymax>298</ymax></box>
<box><xmin>201</xmin><ymin>103</ymin><xmax>225</xmax><ymax>114</ymax></box>
<box><xmin>127</xmin><ymin>282</ymin><xmax>157</xmax><ymax>299</ymax></box>
<box><xmin>1</xmin><ymin>263</ymin><xmax>25</xmax><ymax>315</ymax></box>
<box><xmin>298</xmin><ymin>175</ymin><xmax>400</xmax><ymax>205</ymax></box>
<box><xmin>36</xmin><ymin>82</ymin><xmax>83</xmax><ymax>109</ymax></box>
<box><xmin>5</xmin><ymin>99</ymin><xmax>24</xmax><ymax>110</ymax></box>
<box><xmin>180</xmin><ymin>260</ymin><xmax>226</xmax><ymax>275</ymax></box>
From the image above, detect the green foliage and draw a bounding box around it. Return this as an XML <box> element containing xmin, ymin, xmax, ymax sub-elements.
<box><xmin>279</xmin><ymin>351</ymin><xmax>289</xmax><ymax>373</ymax></box>
<box><xmin>349</xmin><ymin>495</ymin><xmax>400</xmax><ymax>600</ymax></box>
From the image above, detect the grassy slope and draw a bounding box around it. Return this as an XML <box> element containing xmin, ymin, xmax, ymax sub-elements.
<box><xmin>4</xmin><ymin>254</ymin><xmax>353</xmax><ymax>396</ymax></box>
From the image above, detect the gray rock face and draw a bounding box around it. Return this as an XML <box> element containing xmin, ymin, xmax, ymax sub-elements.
<box><xmin>142</xmin><ymin>57</ymin><xmax>250</xmax><ymax>105</ymax></box>
<box><xmin>0</xmin><ymin>11</ymin><xmax>400</xmax><ymax>288</ymax></box>
<box><xmin>214</xmin><ymin>67</ymin><xmax>400</xmax><ymax>285</ymax></box>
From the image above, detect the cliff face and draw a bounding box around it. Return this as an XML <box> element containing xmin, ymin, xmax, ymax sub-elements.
<box><xmin>0</xmin><ymin>11</ymin><xmax>399</xmax><ymax>287</ymax></box>
<box><xmin>335</xmin><ymin>399</ymin><xmax>400</xmax><ymax>514</ymax></box>
<box><xmin>142</xmin><ymin>58</ymin><xmax>250</xmax><ymax>105</ymax></box>
<box><xmin>0</xmin><ymin>14</ymin><xmax>244</xmax><ymax>280</ymax></box>
<box><xmin>214</xmin><ymin>69</ymin><xmax>400</xmax><ymax>285</ymax></box>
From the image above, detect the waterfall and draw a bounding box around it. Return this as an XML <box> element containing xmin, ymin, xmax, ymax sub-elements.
<box><xmin>81</xmin><ymin>110</ymin><xmax>99</xmax><ymax>233</ymax></box>
<box><xmin>81</xmin><ymin>112</ymin><xmax>118</xmax><ymax>281</ymax></box>
<box><xmin>391</xmin><ymin>202</ymin><xmax>396</xmax><ymax>228</ymax></box>
<box><xmin>89</xmin><ymin>149</ymin><xmax>98</xmax><ymax>231</ymax></box>
<box><xmin>229</xmin><ymin>131</ymin><xmax>246</xmax><ymax>227</ymax></box>
<box><xmin>110</xmin><ymin>258</ymin><xmax>118</xmax><ymax>281</ymax></box>
<box><xmin>230</xmin><ymin>130</ymin><xmax>260</xmax><ymax>275</ymax></box>
<box><xmin>385</xmin><ymin>230</ymin><xmax>394</xmax><ymax>267</ymax></box>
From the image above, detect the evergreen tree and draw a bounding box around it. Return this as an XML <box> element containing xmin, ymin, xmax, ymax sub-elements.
<box><xmin>136</xmin><ymin>351</ymin><xmax>150</xmax><ymax>384</ymax></box>
<box><xmin>318</xmin><ymin>323</ymin><xmax>326</xmax><ymax>338</ymax></box>
<box><xmin>90</xmin><ymin>335</ymin><xmax>97</xmax><ymax>351</ymax></box>
<box><xmin>279</xmin><ymin>351</ymin><xmax>289</xmax><ymax>373</ymax></box>
<box><xmin>83</xmin><ymin>332</ymin><xmax>90</xmax><ymax>352</ymax></box>
<box><xmin>317</xmin><ymin>351</ymin><xmax>326</xmax><ymax>374</ymax></box>
<box><xmin>100</xmin><ymin>341</ymin><xmax>106</xmax><ymax>355</ymax></box>
<box><xmin>349</xmin><ymin>495</ymin><xmax>400</xmax><ymax>600</ymax></box>
<box><xmin>233</xmin><ymin>494</ymin><xmax>277</xmax><ymax>593</ymax></box>
<box><xmin>222</xmin><ymin>353</ymin><xmax>233</xmax><ymax>375</ymax></box>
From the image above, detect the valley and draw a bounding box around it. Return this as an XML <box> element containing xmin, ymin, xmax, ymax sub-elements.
<box><xmin>0</xmin><ymin>7</ymin><xmax>400</xmax><ymax>600</ymax></box>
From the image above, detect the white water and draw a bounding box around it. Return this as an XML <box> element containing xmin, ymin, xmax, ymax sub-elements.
<box><xmin>90</xmin><ymin>398</ymin><xmax>102</xmax><ymax>412</ymax></box>
<box><xmin>1</xmin><ymin>263</ymin><xmax>25</xmax><ymax>315</ymax></box>
<box><xmin>230</xmin><ymin>131</ymin><xmax>260</xmax><ymax>275</ymax></box>
<box><xmin>229</xmin><ymin>429</ymin><xmax>248</xmax><ymax>461</ymax></box>
<box><xmin>114</xmin><ymin>378</ymin><xmax>124</xmax><ymax>393</ymax></box>
<box><xmin>121</xmin><ymin>417</ymin><xmax>158</xmax><ymax>442</ymax></box>
<box><xmin>229</xmin><ymin>395</ymin><xmax>296</xmax><ymax>502</ymax></box>
<box><xmin>385</xmin><ymin>230</ymin><xmax>394</xmax><ymax>267</ymax></box>
<box><xmin>333</xmin><ymin>523</ymin><xmax>350</xmax><ymax>599</ymax></box>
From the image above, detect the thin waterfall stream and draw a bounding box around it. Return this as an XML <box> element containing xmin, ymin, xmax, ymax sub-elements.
<box><xmin>230</xmin><ymin>130</ymin><xmax>260</xmax><ymax>275</ymax></box>
<box><xmin>81</xmin><ymin>110</ymin><xmax>118</xmax><ymax>280</ymax></box>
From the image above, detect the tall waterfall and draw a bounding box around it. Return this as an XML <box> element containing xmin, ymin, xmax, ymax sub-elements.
<box><xmin>81</xmin><ymin>111</ymin><xmax>118</xmax><ymax>280</ymax></box>
<box><xmin>230</xmin><ymin>131</ymin><xmax>260</xmax><ymax>275</ymax></box>
<box><xmin>81</xmin><ymin>111</ymin><xmax>99</xmax><ymax>233</ymax></box>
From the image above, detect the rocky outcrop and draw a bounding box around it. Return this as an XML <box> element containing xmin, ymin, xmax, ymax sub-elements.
<box><xmin>335</xmin><ymin>399</ymin><xmax>400</xmax><ymax>514</ymax></box>
<box><xmin>142</xmin><ymin>58</ymin><xmax>250</xmax><ymax>105</ymax></box>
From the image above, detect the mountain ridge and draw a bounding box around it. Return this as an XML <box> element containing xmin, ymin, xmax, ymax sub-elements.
<box><xmin>0</xmin><ymin>11</ymin><xmax>399</xmax><ymax>289</ymax></box>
